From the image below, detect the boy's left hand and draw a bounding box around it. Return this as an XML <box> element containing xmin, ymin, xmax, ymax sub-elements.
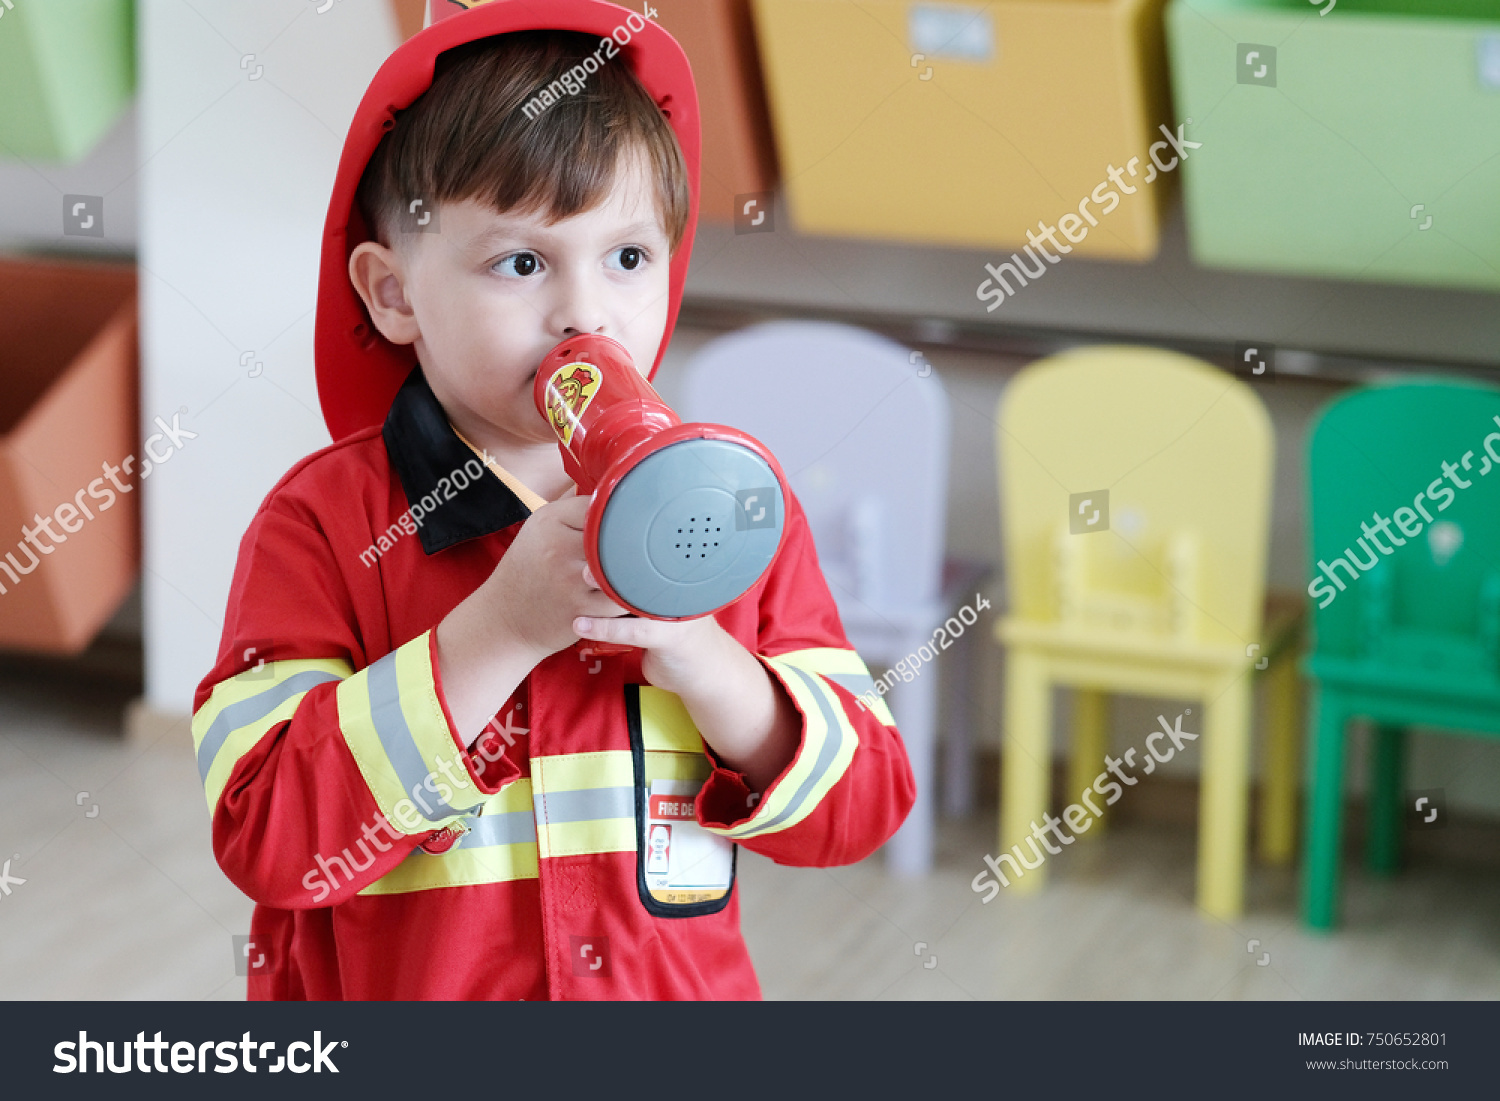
<box><xmin>573</xmin><ymin>567</ymin><xmax>800</xmax><ymax>794</ymax></box>
<box><xmin>571</xmin><ymin>570</ymin><xmax>732</xmax><ymax>699</ymax></box>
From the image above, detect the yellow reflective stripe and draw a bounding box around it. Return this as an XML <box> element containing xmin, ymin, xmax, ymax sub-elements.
<box><xmin>360</xmin><ymin>780</ymin><xmax>539</xmax><ymax>896</ymax></box>
<box><xmin>363</xmin><ymin>726</ymin><xmax>722</xmax><ymax>886</ymax></box>
<box><xmin>192</xmin><ymin>657</ymin><xmax>352</xmax><ymax>814</ymax></box>
<box><xmin>772</xmin><ymin>646</ymin><xmax>896</xmax><ymax>727</ymax></box>
<box><xmin>361</xmin><ymin>842</ymin><xmax>538</xmax><ymax>895</ymax></box>
<box><xmin>539</xmin><ymin>817</ymin><xmax>635</xmax><ymax>859</ymax></box>
<box><xmin>532</xmin><ymin>750</ymin><xmax>636</xmax><ymax>860</ymax></box>
<box><xmin>708</xmin><ymin>656</ymin><xmax>860</xmax><ymax>840</ymax></box>
<box><xmin>532</xmin><ymin>750</ymin><xmax>633</xmax><ymax>792</ymax></box>
<box><xmin>335</xmin><ymin>631</ymin><xmax>485</xmax><ymax>834</ymax></box>
<box><xmin>645</xmin><ymin>750</ymin><xmax>710</xmax><ymax>784</ymax></box>
<box><xmin>639</xmin><ymin>687</ymin><xmax>705</xmax><ymax>753</ymax></box>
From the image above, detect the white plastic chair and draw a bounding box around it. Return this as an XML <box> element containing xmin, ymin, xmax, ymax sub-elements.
<box><xmin>681</xmin><ymin>320</ymin><xmax>979</xmax><ymax>876</ymax></box>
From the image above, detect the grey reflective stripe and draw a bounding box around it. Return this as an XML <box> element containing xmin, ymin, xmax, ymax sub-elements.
<box><xmin>197</xmin><ymin>670</ymin><xmax>342</xmax><ymax>782</ymax></box>
<box><xmin>366</xmin><ymin>651</ymin><xmax>478</xmax><ymax>821</ymax></box>
<box><xmin>459</xmin><ymin>809</ymin><xmax>537</xmax><ymax>847</ymax></box>
<box><xmin>735</xmin><ymin>665</ymin><xmax>845</xmax><ymax>838</ymax></box>
<box><xmin>534</xmin><ymin>786</ymin><xmax>635</xmax><ymax>826</ymax></box>
<box><xmin>823</xmin><ymin>671</ymin><xmax>878</xmax><ymax>699</ymax></box>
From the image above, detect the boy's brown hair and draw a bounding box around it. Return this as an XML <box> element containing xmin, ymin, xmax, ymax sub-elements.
<box><xmin>357</xmin><ymin>30</ymin><xmax>690</xmax><ymax>253</ymax></box>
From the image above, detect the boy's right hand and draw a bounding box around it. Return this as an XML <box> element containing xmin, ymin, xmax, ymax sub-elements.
<box><xmin>436</xmin><ymin>493</ymin><xmax>628</xmax><ymax>745</ymax></box>
<box><xmin>484</xmin><ymin>493</ymin><xmax>628</xmax><ymax>659</ymax></box>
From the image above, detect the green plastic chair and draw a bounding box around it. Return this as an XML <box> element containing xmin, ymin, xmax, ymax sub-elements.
<box><xmin>1302</xmin><ymin>378</ymin><xmax>1500</xmax><ymax>929</ymax></box>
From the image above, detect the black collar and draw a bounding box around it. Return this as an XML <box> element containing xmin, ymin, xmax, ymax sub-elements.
<box><xmin>381</xmin><ymin>365</ymin><xmax>532</xmax><ymax>554</ymax></box>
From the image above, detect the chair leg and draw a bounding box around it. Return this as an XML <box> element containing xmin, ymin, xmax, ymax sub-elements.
<box><xmin>1302</xmin><ymin>688</ymin><xmax>1349</xmax><ymax>930</ymax></box>
<box><xmin>1068</xmin><ymin>688</ymin><xmax>1110</xmax><ymax>840</ymax></box>
<box><xmin>1259</xmin><ymin>655</ymin><xmax>1302</xmax><ymax>865</ymax></box>
<box><xmin>1197</xmin><ymin>675</ymin><xmax>1253</xmax><ymax>920</ymax></box>
<box><xmin>942</xmin><ymin>624</ymin><xmax>978</xmax><ymax>819</ymax></box>
<box><xmin>1000</xmin><ymin>648</ymin><xmax>1052</xmax><ymax>895</ymax></box>
<box><xmin>1367</xmin><ymin>724</ymin><xmax>1406</xmax><ymax>876</ymax></box>
<box><xmin>886</xmin><ymin>659</ymin><xmax>940</xmax><ymax>878</ymax></box>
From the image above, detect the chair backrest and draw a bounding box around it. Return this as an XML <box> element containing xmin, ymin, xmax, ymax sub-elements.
<box><xmin>998</xmin><ymin>345</ymin><xmax>1273</xmax><ymax>648</ymax></box>
<box><xmin>1306</xmin><ymin>378</ymin><xmax>1500</xmax><ymax>669</ymax></box>
<box><xmin>679</xmin><ymin>320</ymin><xmax>950</xmax><ymax>610</ymax></box>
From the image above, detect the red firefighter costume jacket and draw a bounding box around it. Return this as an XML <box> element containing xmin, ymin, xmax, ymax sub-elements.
<box><xmin>192</xmin><ymin>0</ymin><xmax>915</xmax><ymax>1001</ymax></box>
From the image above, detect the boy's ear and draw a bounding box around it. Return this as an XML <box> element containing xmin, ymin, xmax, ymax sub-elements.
<box><xmin>348</xmin><ymin>240</ymin><xmax>420</xmax><ymax>346</ymax></box>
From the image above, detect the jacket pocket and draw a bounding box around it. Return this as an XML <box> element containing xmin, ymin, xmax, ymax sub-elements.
<box><xmin>624</xmin><ymin>683</ymin><xmax>736</xmax><ymax>918</ymax></box>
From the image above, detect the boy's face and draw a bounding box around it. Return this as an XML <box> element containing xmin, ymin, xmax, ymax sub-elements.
<box><xmin>351</xmin><ymin>148</ymin><xmax>673</xmax><ymax>450</ymax></box>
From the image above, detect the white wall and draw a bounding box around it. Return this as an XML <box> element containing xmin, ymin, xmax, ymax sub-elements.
<box><xmin>137</xmin><ymin>0</ymin><xmax>399</xmax><ymax>710</ymax></box>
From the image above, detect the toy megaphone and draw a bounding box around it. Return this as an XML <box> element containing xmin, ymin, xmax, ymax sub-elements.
<box><xmin>535</xmin><ymin>334</ymin><xmax>789</xmax><ymax>621</ymax></box>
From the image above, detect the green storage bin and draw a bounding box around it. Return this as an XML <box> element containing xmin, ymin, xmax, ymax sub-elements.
<box><xmin>1167</xmin><ymin>0</ymin><xmax>1500</xmax><ymax>290</ymax></box>
<box><xmin>0</xmin><ymin>0</ymin><xmax>135</xmax><ymax>162</ymax></box>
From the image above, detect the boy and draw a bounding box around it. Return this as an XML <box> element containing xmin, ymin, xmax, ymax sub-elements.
<box><xmin>193</xmin><ymin>0</ymin><xmax>914</xmax><ymax>1000</ymax></box>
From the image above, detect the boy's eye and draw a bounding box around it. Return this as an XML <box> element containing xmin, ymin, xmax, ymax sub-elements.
<box><xmin>609</xmin><ymin>246</ymin><xmax>645</xmax><ymax>272</ymax></box>
<box><xmin>494</xmin><ymin>252</ymin><xmax>541</xmax><ymax>277</ymax></box>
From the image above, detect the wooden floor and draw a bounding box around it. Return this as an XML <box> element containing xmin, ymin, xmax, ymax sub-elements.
<box><xmin>3</xmin><ymin>667</ymin><xmax>1499</xmax><ymax>1001</ymax></box>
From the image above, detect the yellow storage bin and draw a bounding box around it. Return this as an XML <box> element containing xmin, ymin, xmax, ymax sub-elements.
<box><xmin>752</xmin><ymin>0</ymin><xmax>1172</xmax><ymax>258</ymax></box>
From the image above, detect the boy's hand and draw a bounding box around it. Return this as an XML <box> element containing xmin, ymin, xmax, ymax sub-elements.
<box><xmin>573</xmin><ymin>588</ymin><xmax>727</xmax><ymax>697</ymax></box>
<box><xmin>486</xmin><ymin>494</ymin><xmax>628</xmax><ymax>659</ymax></box>
<box><xmin>437</xmin><ymin>493</ymin><xmax>627</xmax><ymax>743</ymax></box>
<box><xmin>575</xmin><ymin>596</ymin><xmax>800</xmax><ymax>795</ymax></box>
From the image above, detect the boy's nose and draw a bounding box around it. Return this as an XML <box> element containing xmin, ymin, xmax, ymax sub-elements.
<box><xmin>551</xmin><ymin>279</ymin><xmax>609</xmax><ymax>340</ymax></box>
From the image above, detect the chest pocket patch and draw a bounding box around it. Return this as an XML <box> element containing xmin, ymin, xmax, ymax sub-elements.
<box><xmin>625</xmin><ymin>684</ymin><xmax>736</xmax><ymax>917</ymax></box>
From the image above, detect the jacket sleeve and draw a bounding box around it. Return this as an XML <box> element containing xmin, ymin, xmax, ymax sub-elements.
<box><xmin>694</xmin><ymin>491</ymin><xmax>915</xmax><ymax>867</ymax></box>
<box><xmin>191</xmin><ymin>494</ymin><xmax>520</xmax><ymax>909</ymax></box>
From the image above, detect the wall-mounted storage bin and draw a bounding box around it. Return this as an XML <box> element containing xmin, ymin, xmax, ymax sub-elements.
<box><xmin>751</xmin><ymin>0</ymin><xmax>1173</xmax><ymax>258</ymax></box>
<box><xmin>0</xmin><ymin>0</ymin><xmax>136</xmax><ymax>163</ymax></box>
<box><xmin>0</xmin><ymin>259</ymin><xmax>138</xmax><ymax>655</ymax></box>
<box><xmin>1168</xmin><ymin>0</ymin><xmax>1500</xmax><ymax>290</ymax></box>
<box><xmin>654</xmin><ymin>0</ymin><xmax>779</xmax><ymax>223</ymax></box>
<box><xmin>408</xmin><ymin>1</ymin><xmax>778</xmax><ymax>224</ymax></box>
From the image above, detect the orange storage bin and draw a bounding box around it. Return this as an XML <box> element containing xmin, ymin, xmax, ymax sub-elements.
<box><xmin>0</xmin><ymin>258</ymin><xmax>138</xmax><ymax>654</ymax></box>
<box><xmin>652</xmin><ymin>0</ymin><xmax>778</xmax><ymax>222</ymax></box>
<box><xmin>407</xmin><ymin>0</ymin><xmax>777</xmax><ymax>223</ymax></box>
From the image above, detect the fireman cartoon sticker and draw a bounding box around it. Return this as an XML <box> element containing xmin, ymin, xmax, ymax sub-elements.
<box><xmin>544</xmin><ymin>361</ymin><xmax>602</xmax><ymax>447</ymax></box>
<box><xmin>645</xmin><ymin>779</ymin><xmax>733</xmax><ymax>906</ymax></box>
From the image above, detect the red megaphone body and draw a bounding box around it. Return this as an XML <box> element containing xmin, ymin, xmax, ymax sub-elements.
<box><xmin>534</xmin><ymin>334</ymin><xmax>790</xmax><ymax>629</ymax></box>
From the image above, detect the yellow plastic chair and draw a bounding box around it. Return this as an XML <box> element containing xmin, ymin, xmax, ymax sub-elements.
<box><xmin>994</xmin><ymin>346</ymin><xmax>1294</xmax><ymax>920</ymax></box>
